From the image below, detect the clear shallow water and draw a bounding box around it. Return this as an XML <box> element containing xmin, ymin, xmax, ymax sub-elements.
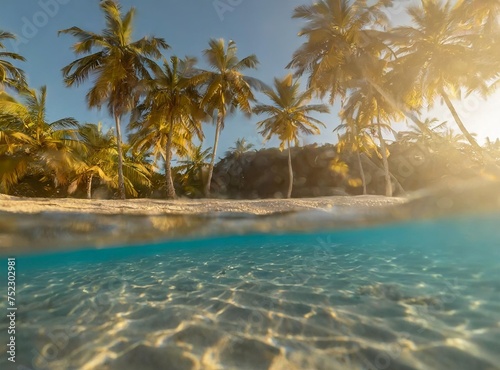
<box><xmin>1</xmin><ymin>213</ymin><xmax>500</xmax><ymax>370</ymax></box>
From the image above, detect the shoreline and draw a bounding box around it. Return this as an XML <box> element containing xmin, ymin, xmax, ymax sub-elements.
<box><xmin>1</xmin><ymin>179</ymin><xmax>499</xmax><ymax>252</ymax></box>
<box><xmin>0</xmin><ymin>195</ymin><xmax>406</xmax><ymax>216</ymax></box>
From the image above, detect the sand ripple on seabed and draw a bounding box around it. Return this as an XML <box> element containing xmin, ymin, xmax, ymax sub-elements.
<box><xmin>1</xmin><ymin>242</ymin><xmax>500</xmax><ymax>370</ymax></box>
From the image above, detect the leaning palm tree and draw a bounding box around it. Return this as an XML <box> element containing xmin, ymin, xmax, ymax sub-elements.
<box><xmin>254</xmin><ymin>75</ymin><xmax>329</xmax><ymax>198</ymax></box>
<box><xmin>390</xmin><ymin>0</ymin><xmax>491</xmax><ymax>152</ymax></box>
<box><xmin>287</xmin><ymin>0</ymin><xmax>391</xmax><ymax>103</ymax></box>
<box><xmin>59</xmin><ymin>0</ymin><xmax>169</xmax><ymax>199</ymax></box>
<box><xmin>0</xmin><ymin>30</ymin><xmax>26</xmax><ymax>91</ymax></box>
<box><xmin>196</xmin><ymin>38</ymin><xmax>264</xmax><ymax>197</ymax></box>
<box><xmin>288</xmin><ymin>0</ymin><xmax>404</xmax><ymax>196</ymax></box>
<box><xmin>288</xmin><ymin>0</ymin><xmax>440</xmax><ymax>143</ymax></box>
<box><xmin>130</xmin><ymin>56</ymin><xmax>205</xmax><ymax>199</ymax></box>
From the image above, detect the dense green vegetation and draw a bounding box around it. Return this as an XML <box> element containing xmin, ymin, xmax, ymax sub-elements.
<box><xmin>1</xmin><ymin>0</ymin><xmax>499</xmax><ymax>199</ymax></box>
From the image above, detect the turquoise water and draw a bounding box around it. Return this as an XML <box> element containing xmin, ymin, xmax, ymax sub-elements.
<box><xmin>1</xmin><ymin>212</ymin><xmax>500</xmax><ymax>369</ymax></box>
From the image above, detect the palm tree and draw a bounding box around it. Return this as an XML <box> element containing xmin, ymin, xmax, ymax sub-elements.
<box><xmin>69</xmin><ymin>123</ymin><xmax>116</xmax><ymax>199</ymax></box>
<box><xmin>121</xmin><ymin>144</ymin><xmax>153</xmax><ymax>198</ymax></box>
<box><xmin>390</xmin><ymin>0</ymin><xmax>490</xmax><ymax>152</ymax></box>
<box><xmin>0</xmin><ymin>30</ymin><xmax>26</xmax><ymax>91</ymax></box>
<box><xmin>59</xmin><ymin>0</ymin><xmax>169</xmax><ymax>199</ymax></box>
<box><xmin>287</xmin><ymin>0</ymin><xmax>391</xmax><ymax>103</ymax></box>
<box><xmin>0</xmin><ymin>87</ymin><xmax>80</xmax><ymax>192</ymax></box>
<box><xmin>225</xmin><ymin>138</ymin><xmax>255</xmax><ymax>159</ymax></box>
<box><xmin>288</xmin><ymin>0</ymin><xmax>445</xmax><ymax>155</ymax></box>
<box><xmin>254</xmin><ymin>74</ymin><xmax>329</xmax><ymax>198</ymax></box>
<box><xmin>288</xmin><ymin>0</ymin><xmax>402</xmax><ymax>195</ymax></box>
<box><xmin>342</xmin><ymin>74</ymin><xmax>400</xmax><ymax>196</ymax></box>
<box><xmin>0</xmin><ymin>93</ymin><xmax>34</xmax><ymax>193</ymax></box>
<box><xmin>398</xmin><ymin>117</ymin><xmax>448</xmax><ymax>146</ymax></box>
<box><xmin>130</xmin><ymin>56</ymin><xmax>205</xmax><ymax>199</ymax></box>
<box><xmin>196</xmin><ymin>38</ymin><xmax>264</xmax><ymax>197</ymax></box>
<box><xmin>335</xmin><ymin>116</ymin><xmax>378</xmax><ymax>195</ymax></box>
<box><xmin>176</xmin><ymin>145</ymin><xmax>212</xmax><ymax>197</ymax></box>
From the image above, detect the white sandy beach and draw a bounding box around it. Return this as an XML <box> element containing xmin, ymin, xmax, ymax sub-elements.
<box><xmin>0</xmin><ymin>194</ymin><xmax>406</xmax><ymax>216</ymax></box>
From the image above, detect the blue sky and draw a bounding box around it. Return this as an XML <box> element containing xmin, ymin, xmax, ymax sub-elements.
<box><xmin>1</xmin><ymin>0</ymin><xmax>499</xmax><ymax>160</ymax></box>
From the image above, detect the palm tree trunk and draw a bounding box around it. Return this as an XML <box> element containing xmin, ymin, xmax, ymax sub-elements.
<box><xmin>114</xmin><ymin>114</ymin><xmax>126</xmax><ymax>200</ymax></box>
<box><xmin>353</xmin><ymin>124</ymin><xmax>367</xmax><ymax>195</ymax></box>
<box><xmin>287</xmin><ymin>140</ymin><xmax>293</xmax><ymax>199</ymax></box>
<box><xmin>205</xmin><ymin>113</ymin><xmax>222</xmax><ymax>198</ymax></box>
<box><xmin>376</xmin><ymin>114</ymin><xmax>393</xmax><ymax>197</ymax></box>
<box><xmin>164</xmin><ymin>123</ymin><xmax>176</xmax><ymax>199</ymax></box>
<box><xmin>441</xmin><ymin>90</ymin><xmax>482</xmax><ymax>152</ymax></box>
<box><xmin>363</xmin><ymin>74</ymin><xmax>441</xmax><ymax>142</ymax></box>
<box><xmin>86</xmin><ymin>173</ymin><xmax>93</xmax><ymax>199</ymax></box>
<box><xmin>356</xmin><ymin>150</ymin><xmax>367</xmax><ymax>195</ymax></box>
<box><xmin>362</xmin><ymin>153</ymin><xmax>405</xmax><ymax>195</ymax></box>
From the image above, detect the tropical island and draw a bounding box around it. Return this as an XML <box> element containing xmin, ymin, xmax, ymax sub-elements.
<box><xmin>1</xmin><ymin>0</ymin><xmax>499</xmax><ymax>204</ymax></box>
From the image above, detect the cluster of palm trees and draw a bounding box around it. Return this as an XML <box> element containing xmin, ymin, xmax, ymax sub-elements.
<box><xmin>288</xmin><ymin>0</ymin><xmax>500</xmax><ymax>196</ymax></box>
<box><xmin>1</xmin><ymin>0</ymin><xmax>499</xmax><ymax>199</ymax></box>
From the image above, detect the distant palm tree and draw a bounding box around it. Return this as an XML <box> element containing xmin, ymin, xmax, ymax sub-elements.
<box><xmin>176</xmin><ymin>145</ymin><xmax>212</xmax><ymax>197</ymax></box>
<box><xmin>0</xmin><ymin>87</ymin><xmax>80</xmax><ymax>192</ymax></box>
<box><xmin>335</xmin><ymin>117</ymin><xmax>378</xmax><ymax>195</ymax></box>
<box><xmin>342</xmin><ymin>75</ymin><xmax>400</xmax><ymax>196</ymax></box>
<box><xmin>0</xmin><ymin>30</ymin><xmax>26</xmax><ymax>91</ymax></box>
<box><xmin>59</xmin><ymin>0</ymin><xmax>169</xmax><ymax>199</ymax></box>
<box><xmin>254</xmin><ymin>74</ymin><xmax>329</xmax><ymax>198</ymax></box>
<box><xmin>398</xmin><ymin>117</ymin><xmax>448</xmax><ymax>146</ymax></box>
<box><xmin>130</xmin><ymin>56</ymin><xmax>205</xmax><ymax>199</ymax></box>
<box><xmin>196</xmin><ymin>38</ymin><xmax>264</xmax><ymax>197</ymax></box>
<box><xmin>225</xmin><ymin>138</ymin><xmax>255</xmax><ymax>159</ymax></box>
<box><xmin>121</xmin><ymin>144</ymin><xmax>153</xmax><ymax>198</ymax></box>
<box><xmin>69</xmin><ymin>123</ymin><xmax>116</xmax><ymax>199</ymax></box>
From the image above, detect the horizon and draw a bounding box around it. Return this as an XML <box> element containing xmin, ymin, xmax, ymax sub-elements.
<box><xmin>1</xmin><ymin>0</ymin><xmax>500</xmax><ymax>160</ymax></box>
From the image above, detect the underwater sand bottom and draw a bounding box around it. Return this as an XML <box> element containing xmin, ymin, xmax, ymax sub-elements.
<box><xmin>1</xmin><ymin>240</ymin><xmax>499</xmax><ymax>370</ymax></box>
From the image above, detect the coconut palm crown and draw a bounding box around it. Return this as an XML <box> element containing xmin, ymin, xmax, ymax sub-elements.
<box><xmin>59</xmin><ymin>0</ymin><xmax>169</xmax><ymax>199</ymax></box>
<box><xmin>254</xmin><ymin>74</ymin><xmax>329</xmax><ymax>198</ymax></box>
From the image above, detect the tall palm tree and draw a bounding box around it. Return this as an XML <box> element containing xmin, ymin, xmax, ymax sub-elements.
<box><xmin>254</xmin><ymin>74</ymin><xmax>329</xmax><ymax>198</ymax></box>
<box><xmin>130</xmin><ymin>56</ymin><xmax>205</xmax><ymax>199</ymax></box>
<box><xmin>196</xmin><ymin>38</ymin><xmax>264</xmax><ymax>197</ymax></box>
<box><xmin>390</xmin><ymin>0</ymin><xmax>490</xmax><ymax>152</ymax></box>
<box><xmin>0</xmin><ymin>30</ymin><xmax>26</xmax><ymax>91</ymax></box>
<box><xmin>59</xmin><ymin>0</ymin><xmax>169</xmax><ymax>199</ymax></box>
<box><xmin>287</xmin><ymin>0</ymin><xmax>391</xmax><ymax>103</ymax></box>
<box><xmin>288</xmin><ymin>0</ymin><xmax>400</xmax><ymax>195</ymax></box>
<box><xmin>0</xmin><ymin>87</ymin><xmax>80</xmax><ymax>192</ymax></box>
